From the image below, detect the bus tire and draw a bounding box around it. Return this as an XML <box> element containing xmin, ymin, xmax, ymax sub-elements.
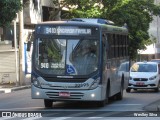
<box><xmin>126</xmin><ymin>88</ymin><xmax>131</xmax><ymax>93</ymax></box>
<box><xmin>96</xmin><ymin>82</ymin><xmax>110</xmax><ymax>107</ymax></box>
<box><xmin>116</xmin><ymin>80</ymin><xmax>124</xmax><ymax>100</ymax></box>
<box><xmin>105</xmin><ymin>81</ymin><xmax>110</xmax><ymax>104</ymax></box>
<box><xmin>44</xmin><ymin>99</ymin><xmax>53</xmax><ymax>108</ymax></box>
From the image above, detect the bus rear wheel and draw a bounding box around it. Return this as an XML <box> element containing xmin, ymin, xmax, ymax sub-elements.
<box><xmin>44</xmin><ymin>99</ymin><xmax>53</xmax><ymax>108</ymax></box>
<box><xmin>116</xmin><ymin>83</ymin><xmax>124</xmax><ymax>100</ymax></box>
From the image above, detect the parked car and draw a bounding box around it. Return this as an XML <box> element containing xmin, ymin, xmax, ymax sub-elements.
<box><xmin>118</xmin><ymin>61</ymin><xmax>130</xmax><ymax>72</ymax></box>
<box><xmin>118</xmin><ymin>62</ymin><xmax>130</xmax><ymax>88</ymax></box>
<box><xmin>126</xmin><ymin>61</ymin><xmax>160</xmax><ymax>92</ymax></box>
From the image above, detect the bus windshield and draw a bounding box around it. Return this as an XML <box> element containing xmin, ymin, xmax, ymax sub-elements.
<box><xmin>35</xmin><ymin>38</ymin><xmax>99</xmax><ymax>76</ymax></box>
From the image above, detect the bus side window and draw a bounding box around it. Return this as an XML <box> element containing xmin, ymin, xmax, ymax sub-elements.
<box><xmin>103</xmin><ymin>34</ymin><xmax>109</xmax><ymax>50</ymax></box>
<box><xmin>102</xmin><ymin>34</ymin><xmax>107</xmax><ymax>64</ymax></box>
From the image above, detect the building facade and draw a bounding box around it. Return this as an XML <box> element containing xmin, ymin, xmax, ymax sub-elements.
<box><xmin>139</xmin><ymin>0</ymin><xmax>160</xmax><ymax>60</ymax></box>
<box><xmin>0</xmin><ymin>0</ymin><xmax>53</xmax><ymax>84</ymax></box>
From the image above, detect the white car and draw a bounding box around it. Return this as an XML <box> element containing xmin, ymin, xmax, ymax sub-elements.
<box><xmin>126</xmin><ymin>62</ymin><xmax>160</xmax><ymax>92</ymax></box>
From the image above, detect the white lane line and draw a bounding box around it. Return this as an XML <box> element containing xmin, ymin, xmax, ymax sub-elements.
<box><xmin>50</xmin><ymin>117</ymin><xmax>71</xmax><ymax>120</ymax></box>
<box><xmin>50</xmin><ymin>112</ymin><xmax>94</xmax><ymax>120</ymax></box>
<box><xmin>0</xmin><ymin>117</ymin><xmax>13</xmax><ymax>120</ymax></box>
<box><xmin>0</xmin><ymin>104</ymin><xmax>142</xmax><ymax>111</ymax></box>
<box><xmin>0</xmin><ymin>107</ymin><xmax>44</xmax><ymax>111</ymax></box>
<box><xmin>108</xmin><ymin>104</ymin><xmax>142</xmax><ymax>106</ymax></box>
<box><xmin>22</xmin><ymin>117</ymin><xmax>38</xmax><ymax>120</ymax></box>
<box><xmin>87</xmin><ymin>111</ymin><xmax>121</xmax><ymax>119</ymax></box>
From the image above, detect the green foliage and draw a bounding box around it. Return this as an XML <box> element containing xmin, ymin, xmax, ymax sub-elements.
<box><xmin>0</xmin><ymin>0</ymin><xmax>22</xmax><ymax>27</ymax></box>
<box><xmin>50</xmin><ymin>0</ymin><xmax>160</xmax><ymax>60</ymax></box>
<box><xmin>108</xmin><ymin>0</ymin><xmax>160</xmax><ymax>59</ymax></box>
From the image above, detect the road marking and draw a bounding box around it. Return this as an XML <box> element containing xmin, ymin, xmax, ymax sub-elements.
<box><xmin>0</xmin><ymin>104</ymin><xmax>142</xmax><ymax>111</ymax></box>
<box><xmin>0</xmin><ymin>118</ymin><xmax>13</xmax><ymax>120</ymax></box>
<box><xmin>50</xmin><ymin>117</ymin><xmax>71</xmax><ymax>120</ymax></box>
<box><xmin>50</xmin><ymin>112</ymin><xmax>94</xmax><ymax>120</ymax></box>
<box><xmin>22</xmin><ymin>117</ymin><xmax>40</xmax><ymax>120</ymax></box>
<box><xmin>88</xmin><ymin>111</ymin><xmax>121</xmax><ymax>118</ymax></box>
<box><xmin>108</xmin><ymin>104</ymin><xmax>142</xmax><ymax>106</ymax></box>
<box><xmin>0</xmin><ymin>107</ymin><xmax>44</xmax><ymax>111</ymax></box>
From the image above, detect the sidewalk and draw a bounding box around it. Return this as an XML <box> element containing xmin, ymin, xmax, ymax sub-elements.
<box><xmin>0</xmin><ymin>74</ymin><xmax>31</xmax><ymax>93</ymax></box>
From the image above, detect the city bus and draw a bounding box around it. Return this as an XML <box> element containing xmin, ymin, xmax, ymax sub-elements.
<box><xmin>31</xmin><ymin>18</ymin><xmax>129</xmax><ymax>108</ymax></box>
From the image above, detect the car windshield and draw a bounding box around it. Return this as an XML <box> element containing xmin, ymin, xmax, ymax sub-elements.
<box><xmin>35</xmin><ymin>38</ymin><xmax>99</xmax><ymax>75</ymax></box>
<box><xmin>131</xmin><ymin>63</ymin><xmax>157</xmax><ymax>72</ymax></box>
<box><xmin>118</xmin><ymin>62</ymin><xmax>129</xmax><ymax>72</ymax></box>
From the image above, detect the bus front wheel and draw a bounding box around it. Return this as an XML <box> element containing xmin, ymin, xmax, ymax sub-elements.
<box><xmin>44</xmin><ymin>99</ymin><xmax>53</xmax><ymax>108</ymax></box>
<box><xmin>96</xmin><ymin>83</ymin><xmax>110</xmax><ymax>107</ymax></box>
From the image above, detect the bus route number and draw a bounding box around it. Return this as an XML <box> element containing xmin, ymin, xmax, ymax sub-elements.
<box><xmin>41</xmin><ymin>63</ymin><xmax>49</xmax><ymax>68</ymax></box>
<box><xmin>75</xmin><ymin>83</ymin><xmax>89</xmax><ymax>88</ymax></box>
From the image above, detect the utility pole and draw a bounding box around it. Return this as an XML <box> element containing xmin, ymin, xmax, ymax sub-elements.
<box><xmin>19</xmin><ymin>0</ymin><xmax>25</xmax><ymax>85</ymax></box>
<box><xmin>14</xmin><ymin>14</ymin><xmax>19</xmax><ymax>86</ymax></box>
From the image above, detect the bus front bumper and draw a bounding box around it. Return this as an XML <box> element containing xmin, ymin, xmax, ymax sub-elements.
<box><xmin>31</xmin><ymin>85</ymin><xmax>103</xmax><ymax>101</ymax></box>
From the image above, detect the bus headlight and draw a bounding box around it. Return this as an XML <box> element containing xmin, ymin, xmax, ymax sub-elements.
<box><xmin>32</xmin><ymin>76</ymin><xmax>41</xmax><ymax>88</ymax></box>
<box><xmin>89</xmin><ymin>77</ymin><xmax>100</xmax><ymax>90</ymax></box>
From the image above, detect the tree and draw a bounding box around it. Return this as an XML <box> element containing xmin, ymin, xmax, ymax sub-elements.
<box><xmin>0</xmin><ymin>0</ymin><xmax>22</xmax><ymax>27</ymax></box>
<box><xmin>49</xmin><ymin>0</ymin><xmax>102</xmax><ymax>20</ymax></box>
<box><xmin>106</xmin><ymin>0</ymin><xmax>160</xmax><ymax>59</ymax></box>
<box><xmin>50</xmin><ymin>0</ymin><xmax>160</xmax><ymax>59</ymax></box>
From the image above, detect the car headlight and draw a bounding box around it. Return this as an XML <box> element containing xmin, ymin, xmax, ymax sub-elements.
<box><xmin>32</xmin><ymin>76</ymin><xmax>41</xmax><ymax>88</ymax></box>
<box><xmin>89</xmin><ymin>77</ymin><xmax>100</xmax><ymax>90</ymax></box>
<box><xmin>149</xmin><ymin>76</ymin><xmax>157</xmax><ymax>80</ymax></box>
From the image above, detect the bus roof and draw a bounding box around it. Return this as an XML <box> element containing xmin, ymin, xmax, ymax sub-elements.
<box><xmin>37</xmin><ymin>20</ymin><xmax>128</xmax><ymax>34</ymax></box>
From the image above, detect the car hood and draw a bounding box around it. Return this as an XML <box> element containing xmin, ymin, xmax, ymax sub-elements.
<box><xmin>130</xmin><ymin>72</ymin><xmax>157</xmax><ymax>78</ymax></box>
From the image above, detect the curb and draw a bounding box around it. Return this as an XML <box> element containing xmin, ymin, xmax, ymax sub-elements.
<box><xmin>0</xmin><ymin>85</ymin><xmax>31</xmax><ymax>93</ymax></box>
<box><xmin>143</xmin><ymin>99</ymin><xmax>160</xmax><ymax>111</ymax></box>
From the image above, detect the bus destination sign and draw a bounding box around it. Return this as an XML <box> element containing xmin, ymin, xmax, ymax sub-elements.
<box><xmin>39</xmin><ymin>26</ymin><xmax>92</xmax><ymax>35</ymax></box>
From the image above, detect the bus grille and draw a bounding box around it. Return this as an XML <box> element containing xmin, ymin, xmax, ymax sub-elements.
<box><xmin>45</xmin><ymin>91</ymin><xmax>84</xmax><ymax>100</ymax></box>
<box><xmin>43</xmin><ymin>77</ymin><xmax>87</xmax><ymax>83</ymax></box>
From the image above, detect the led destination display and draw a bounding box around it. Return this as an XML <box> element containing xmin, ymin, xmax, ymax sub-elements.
<box><xmin>38</xmin><ymin>26</ymin><xmax>93</xmax><ymax>35</ymax></box>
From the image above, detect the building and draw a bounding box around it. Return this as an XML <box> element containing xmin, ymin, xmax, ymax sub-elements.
<box><xmin>0</xmin><ymin>0</ymin><xmax>53</xmax><ymax>84</ymax></box>
<box><xmin>139</xmin><ymin>0</ymin><xmax>160</xmax><ymax>61</ymax></box>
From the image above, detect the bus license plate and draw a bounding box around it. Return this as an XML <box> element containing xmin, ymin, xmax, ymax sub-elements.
<box><xmin>59</xmin><ymin>92</ymin><xmax>70</xmax><ymax>97</ymax></box>
<box><xmin>136</xmin><ymin>82</ymin><xmax>144</xmax><ymax>85</ymax></box>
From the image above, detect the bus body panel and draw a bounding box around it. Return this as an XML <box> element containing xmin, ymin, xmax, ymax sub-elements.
<box><xmin>31</xmin><ymin>85</ymin><xmax>103</xmax><ymax>101</ymax></box>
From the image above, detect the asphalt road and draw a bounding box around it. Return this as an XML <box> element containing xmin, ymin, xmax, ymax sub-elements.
<box><xmin>0</xmin><ymin>88</ymin><xmax>160</xmax><ymax>119</ymax></box>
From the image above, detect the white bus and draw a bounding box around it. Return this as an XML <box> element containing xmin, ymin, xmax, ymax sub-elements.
<box><xmin>31</xmin><ymin>18</ymin><xmax>129</xmax><ymax>108</ymax></box>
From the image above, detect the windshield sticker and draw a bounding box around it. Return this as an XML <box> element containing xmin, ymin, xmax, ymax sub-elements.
<box><xmin>66</xmin><ymin>64</ymin><xmax>76</xmax><ymax>74</ymax></box>
<box><xmin>51</xmin><ymin>63</ymin><xmax>65</xmax><ymax>69</ymax></box>
<box><xmin>40</xmin><ymin>63</ymin><xmax>65</xmax><ymax>69</ymax></box>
